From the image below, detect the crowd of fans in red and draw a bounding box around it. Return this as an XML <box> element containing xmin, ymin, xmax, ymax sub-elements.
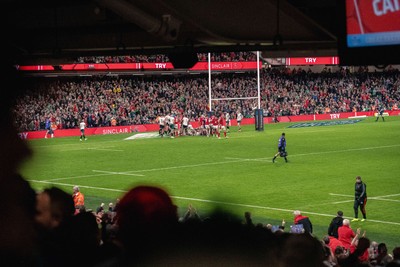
<box><xmin>75</xmin><ymin>52</ymin><xmax>257</xmax><ymax>64</ymax></box>
<box><xmin>12</xmin><ymin>65</ymin><xmax>400</xmax><ymax>133</ymax></box>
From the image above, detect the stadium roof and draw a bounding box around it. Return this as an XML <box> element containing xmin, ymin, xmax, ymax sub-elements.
<box><xmin>4</xmin><ymin>0</ymin><xmax>338</xmax><ymax>66</ymax></box>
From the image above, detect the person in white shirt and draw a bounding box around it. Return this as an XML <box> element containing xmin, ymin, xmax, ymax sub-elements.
<box><xmin>168</xmin><ymin>114</ymin><xmax>176</xmax><ymax>138</ymax></box>
<box><xmin>181</xmin><ymin>115</ymin><xmax>189</xmax><ymax>136</ymax></box>
<box><xmin>158</xmin><ymin>115</ymin><xmax>166</xmax><ymax>137</ymax></box>
<box><xmin>237</xmin><ymin>111</ymin><xmax>243</xmax><ymax>132</ymax></box>
<box><xmin>225</xmin><ymin>112</ymin><xmax>231</xmax><ymax>132</ymax></box>
<box><xmin>79</xmin><ymin>119</ymin><xmax>87</xmax><ymax>141</ymax></box>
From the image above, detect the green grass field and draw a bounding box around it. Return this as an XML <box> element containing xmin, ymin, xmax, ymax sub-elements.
<box><xmin>20</xmin><ymin>116</ymin><xmax>400</xmax><ymax>252</ymax></box>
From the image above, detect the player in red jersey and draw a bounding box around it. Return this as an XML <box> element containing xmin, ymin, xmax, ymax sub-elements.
<box><xmin>211</xmin><ymin>115</ymin><xmax>219</xmax><ymax>137</ymax></box>
<box><xmin>218</xmin><ymin>113</ymin><xmax>227</xmax><ymax>139</ymax></box>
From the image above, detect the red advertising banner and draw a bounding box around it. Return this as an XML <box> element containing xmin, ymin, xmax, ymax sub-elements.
<box><xmin>286</xmin><ymin>57</ymin><xmax>339</xmax><ymax>65</ymax></box>
<box><xmin>190</xmin><ymin>61</ymin><xmax>262</xmax><ymax>70</ymax></box>
<box><xmin>18</xmin><ymin>61</ymin><xmax>262</xmax><ymax>72</ymax></box>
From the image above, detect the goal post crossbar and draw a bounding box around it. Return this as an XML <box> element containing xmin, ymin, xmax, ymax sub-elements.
<box><xmin>211</xmin><ymin>97</ymin><xmax>258</xmax><ymax>101</ymax></box>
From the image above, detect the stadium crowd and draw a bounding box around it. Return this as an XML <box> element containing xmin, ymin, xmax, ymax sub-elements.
<box><xmin>12</xmin><ymin>66</ymin><xmax>400</xmax><ymax>133</ymax></box>
<box><xmin>75</xmin><ymin>51</ymin><xmax>257</xmax><ymax>64</ymax></box>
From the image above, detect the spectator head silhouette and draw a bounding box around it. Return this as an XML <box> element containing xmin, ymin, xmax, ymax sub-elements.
<box><xmin>35</xmin><ymin>186</ymin><xmax>75</xmax><ymax>230</ymax></box>
<box><xmin>115</xmin><ymin>185</ymin><xmax>178</xmax><ymax>249</ymax></box>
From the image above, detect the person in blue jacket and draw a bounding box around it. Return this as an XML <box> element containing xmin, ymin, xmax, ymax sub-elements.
<box><xmin>273</xmin><ymin>132</ymin><xmax>288</xmax><ymax>163</ymax></box>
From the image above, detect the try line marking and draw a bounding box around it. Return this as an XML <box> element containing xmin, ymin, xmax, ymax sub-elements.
<box><xmin>28</xmin><ymin>180</ymin><xmax>400</xmax><ymax>226</ymax></box>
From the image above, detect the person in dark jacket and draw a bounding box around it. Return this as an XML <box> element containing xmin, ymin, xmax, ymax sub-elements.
<box><xmin>293</xmin><ymin>210</ymin><xmax>313</xmax><ymax>234</ymax></box>
<box><xmin>272</xmin><ymin>132</ymin><xmax>288</xmax><ymax>163</ymax></box>
<box><xmin>328</xmin><ymin>210</ymin><xmax>344</xmax><ymax>239</ymax></box>
<box><xmin>352</xmin><ymin>176</ymin><xmax>367</xmax><ymax>222</ymax></box>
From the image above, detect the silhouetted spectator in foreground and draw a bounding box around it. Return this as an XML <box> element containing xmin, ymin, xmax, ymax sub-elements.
<box><xmin>35</xmin><ymin>186</ymin><xmax>76</xmax><ymax>266</ymax></box>
<box><xmin>338</xmin><ymin>237</ymin><xmax>371</xmax><ymax>267</ymax></box>
<box><xmin>95</xmin><ymin>185</ymin><xmax>327</xmax><ymax>267</ymax></box>
<box><xmin>0</xmin><ymin>173</ymin><xmax>38</xmax><ymax>267</ymax></box>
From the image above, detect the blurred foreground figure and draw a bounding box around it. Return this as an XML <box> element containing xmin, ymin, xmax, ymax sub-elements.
<box><xmin>0</xmin><ymin>50</ymin><xmax>38</xmax><ymax>266</ymax></box>
<box><xmin>97</xmin><ymin>185</ymin><xmax>326</xmax><ymax>267</ymax></box>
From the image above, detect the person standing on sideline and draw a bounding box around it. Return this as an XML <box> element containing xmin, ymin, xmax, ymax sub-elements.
<box><xmin>44</xmin><ymin>116</ymin><xmax>54</xmax><ymax>138</ymax></box>
<box><xmin>72</xmin><ymin>185</ymin><xmax>85</xmax><ymax>210</ymax></box>
<box><xmin>328</xmin><ymin>210</ymin><xmax>344</xmax><ymax>239</ymax></box>
<box><xmin>79</xmin><ymin>119</ymin><xmax>87</xmax><ymax>141</ymax></box>
<box><xmin>273</xmin><ymin>132</ymin><xmax>288</xmax><ymax>163</ymax></box>
<box><xmin>353</xmin><ymin>176</ymin><xmax>367</xmax><ymax>222</ymax></box>
<box><xmin>236</xmin><ymin>110</ymin><xmax>243</xmax><ymax>132</ymax></box>
<box><xmin>225</xmin><ymin>111</ymin><xmax>231</xmax><ymax>132</ymax></box>
<box><xmin>375</xmin><ymin>106</ymin><xmax>385</xmax><ymax>122</ymax></box>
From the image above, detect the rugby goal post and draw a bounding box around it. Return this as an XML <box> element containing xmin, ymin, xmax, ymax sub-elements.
<box><xmin>207</xmin><ymin>51</ymin><xmax>264</xmax><ymax>131</ymax></box>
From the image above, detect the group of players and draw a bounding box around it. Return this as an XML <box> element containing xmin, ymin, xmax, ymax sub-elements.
<box><xmin>156</xmin><ymin>111</ymin><xmax>243</xmax><ymax>139</ymax></box>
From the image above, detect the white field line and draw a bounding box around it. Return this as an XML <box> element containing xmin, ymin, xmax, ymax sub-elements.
<box><xmin>27</xmin><ymin>179</ymin><xmax>400</xmax><ymax>226</ymax></box>
<box><xmin>87</xmin><ymin>148</ymin><xmax>124</xmax><ymax>152</ymax></box>
<box><xmin>289</xmin><ymin>144</ymin><xmax>400</xmax><ymax>158</ymax></box>
<box><xmin>60</xmin><ymin>146</ymin><xmax>123</xmax><ymax>152</ymax></box>
<box><xmin>117</xmin><ymin>159</ymin><xmax>253</xmax><ymax>174</ymax></box>
<box><xmin>46</xmin><ymin>171</ymin><xmax>144</xmax><ymax>182</ymax></box>
<box><xmin>92</xmin><ymin>170</ymin><xmax>144</xmax><ymax>176</ymax></box>
<box><xmin>31</xmin><ymin>139</ymin><xmax>121</xmax><ymax>148</ymax></box>
<box><xmin>225</xmin><ymin>157</ymin><xmax>269</xmax><ymax>162</ymax></box>
<box><xmin>43</xmin><ymin>173</ymin><xmax>115</xmax><ymax>182</ymax></box>
<box><xmin>226</xmin><ymin>144</ymin><xmax>400</xmax><ymax>161</ymax></box>
<box><xmin>329</xmin><ymin>193</ymin><xmax>400</xmax><ymax>203</ymax></box>
<box><xmin>44</xmin><ymin>159</ymin><xmax>252</xmax><ymax>182</ymax></box>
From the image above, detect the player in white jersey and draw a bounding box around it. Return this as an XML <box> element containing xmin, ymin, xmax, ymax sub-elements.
<box><xmin>164</xmin><ymin>114</ymin><xmax>171</xmax><ymax>135</ymax></box>
<box><xmin>225</xmin><ymin>112</ymin><xmax>231</xmax><ymax>132</ymax></box>
<box><xmin>181</xmin><ymin>115</ymin><xmax>189</xmax><ymax>136</ymax></box>
<box><xmin>168</xmin><ymin>114</ymin><xmax>176</xmax><ymax>138</ymax></box>
<box><xmin>158</xmin><ymin>115</ymin><xmax>166</xmax><ymax>137</ymax></box>
<box><xmin>79</xmin><ymin>119</ymin><xmax>87</xmax><ymax>141</ymax></box>
<box><xmin>236</xmin><ymin>111</ymin><xmax>243</xmax><ymax>132</ymax></box>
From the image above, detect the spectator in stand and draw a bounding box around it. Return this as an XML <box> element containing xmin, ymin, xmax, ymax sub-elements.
<box><xmin>35</xmin><ymin>187</ymin><xmax>75</xmax><ymax>230</ymax></box>
<box><xmin>243</xmin><ymin>211</ymin><xmax>254</xmax><ymax>227</ymax></box>
<box><xmin>328</xmin><ymin>210</ymin><xmax>344</xmax><ymax>239</ymax></box>
<box><xmin>179</xmin><ymin>203</ymin><xmax>201</xmax><ymax>223</ymax></box>
<box><xmin>11</xmin><ymin>67</ymin><xmax>400</xmax><ymax>133</ymax></box>
<box><xmin>376</xmin><ymin>243</ymin><xmax>394</xmax><ymax>266</ymax></box>
<box><xmin>35</xmin><ymin>187</ymin><xmax>76</xmax><ymax>267</ymax></box>
<box><xmin>72</xmin><ymin>185</ymin><xmax>85</xmax><ymax>210</ymax></box>
<box><xmin>369</xmin><ymin>241</ymin><xmax>379</xmax><ymax>265</ymax></box>
<box><xmin>0</xmin><ymin>173</ymin><xmax>38</xmax><ymax>267</ymax></box>
<box><xmin>293</xmin><ymin>210</ymin><xmax>313</xmax><ymax>234</ymax></box>
<box><xmin>110</xmin><ymin>185</ymin><xmax>179</xmax><ymax>265</ymax></box>
<box><xmin>338</xmin><ymin>237</ymin><xmax>371</xmax><ymax>267</ymax></box>
<box><xmin>323</xmin><ymin>235</ymin><xmax>344</xmax><ymax>256</ymax></box>
<box><xmin>96</xmin><ymin>203</ymin><xmax>105</xmax><ymax>214</ymax></box>
<box><xmin>338</xmin><ymin>218</ymin><xmax>360</xmax><ymax>250</ymax></box>
<box><xmin>392</xmin><ymin>247</ymin><xmax>400</xmax><ymax>264</ymax></box>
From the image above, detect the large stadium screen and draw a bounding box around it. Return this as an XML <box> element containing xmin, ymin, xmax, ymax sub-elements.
<box><xmin>338</xmin><ymin>0</ymin><xmax>400</xmax><ymax>66</ymax></box>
